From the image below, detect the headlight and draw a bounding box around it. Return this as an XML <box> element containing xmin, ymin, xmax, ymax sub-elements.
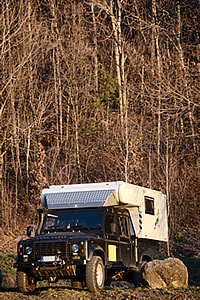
<box><xmin>72</xmin><ymin>243</ymin><xmax>79</xmax><ymax>253</ymax></box>
<box><xmin>24</xmin><ymin>246</ymin><xmax>32</xmax><ymax>255</ymax></box>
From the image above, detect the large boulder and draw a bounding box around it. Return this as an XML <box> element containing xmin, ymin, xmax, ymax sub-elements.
<box><xmin>141</xmin><ymin>257</ymin><xmax>188</xmax><ymax>289</ymax></box>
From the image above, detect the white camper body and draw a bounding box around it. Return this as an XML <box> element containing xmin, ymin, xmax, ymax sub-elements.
<box><xmin>41</xmin><ymin>181</ymin><xmax>168</xmax><ymax>243</ymax></box>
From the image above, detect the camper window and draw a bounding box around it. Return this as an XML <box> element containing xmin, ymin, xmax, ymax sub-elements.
<box><xmin>145</xmin><ymin>196</ymin><xmax>155</xmax><ymax>215</ymax></box>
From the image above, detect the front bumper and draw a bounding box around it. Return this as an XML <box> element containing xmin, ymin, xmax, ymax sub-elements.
<box><xmin>14</xmin><ymin>256</ymin><xmax>87</xmax><ymax>281</ymax></box>
<box><xmin>15</xmin><ymin>255</ymin><xmax>86</xmax><ymax>268</ymax></box>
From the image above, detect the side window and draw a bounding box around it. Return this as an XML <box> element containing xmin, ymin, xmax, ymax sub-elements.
<box><xmin>128</xmin><ymin>220</ymin><xmax>135</xmax><ymax>237</ymax></box>
<box><xmin>145</xmin><ymin>196</ymin><xmax>155</xmax><ymax>215</ymax></box>
<box><xmin>105</xmin><ymin>214</ymin><xmax>116</xmax><ymax>235</ymax></box>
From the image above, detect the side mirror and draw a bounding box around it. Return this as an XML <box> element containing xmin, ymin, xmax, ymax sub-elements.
<box><xmin>27</xmin><ymin>226</ymin><xmax>33</xmax><ymax>237</ymax></box>
<box><xmin>37</xmin><ymin>207</ymin><xmax>44</xmax><ymax>215</ymax></box>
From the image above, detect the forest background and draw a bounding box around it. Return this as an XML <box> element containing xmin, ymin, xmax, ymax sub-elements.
<box><xmin>0</xmin><ymin>0</ymin><xmax>199</xmax><ymax>253</ymax></box>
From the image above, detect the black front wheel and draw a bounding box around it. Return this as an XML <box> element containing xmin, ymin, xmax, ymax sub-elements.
<box><xmin>86</xmin><ymin>256</ymin><xmax>105</xmax><ymax>293</ymax></box>
<box><xmin>16</xmin><ymin>271</ymin><xmax>36</xmax><ymax>293</ymax></box>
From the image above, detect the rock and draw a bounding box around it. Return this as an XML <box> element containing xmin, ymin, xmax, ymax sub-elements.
<box><xmin>141</xmin><ymin>257</ymin><xmax>188</xmax><ymax>289</ymax></box>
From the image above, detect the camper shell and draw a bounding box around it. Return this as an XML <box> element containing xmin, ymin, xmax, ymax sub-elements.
<box><xmin>15</xmin><ymin>181</ymin><xmax>168</xmax><ymax>293</ymax></box>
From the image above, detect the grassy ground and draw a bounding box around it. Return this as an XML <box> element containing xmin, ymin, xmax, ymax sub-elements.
<box><xmin>0</xmin><ymin>254</ymin><xmax>16</xmax><ymax>288</ymax></box>
<box><xmin>0</xmin><ymin>254</ymin><xmax>200</xmax><ymax>299</ymax></box>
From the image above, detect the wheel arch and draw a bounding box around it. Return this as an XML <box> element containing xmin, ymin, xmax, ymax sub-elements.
<box><xmin>137</xmin><ymin>254</ymin><xmax>152</xmax><ymax>268</ymax></box>
<box><xmin>88</xmin><ymin>245</ymin><xmax>105</xmax><ymax>265</ymax></box>
<box><xmin>141</xmin><ymin>255</ymin><xmax>152</xmax><ymax>263</ymax></box>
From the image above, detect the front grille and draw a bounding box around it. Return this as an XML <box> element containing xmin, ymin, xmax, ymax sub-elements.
<box><xmin>32</xmin><ymin>242</ymin><xmax>70</xmax><ymax>259</ymax></box>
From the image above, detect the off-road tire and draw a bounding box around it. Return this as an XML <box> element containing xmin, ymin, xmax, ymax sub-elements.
<box><xmin>16</xmin><ymin>271</ymin><xmax>36</xmax><ymax>293</ymax></box>
<box><xmin>138</xmin><ymin>260</ymin><xmax>149</xmax><ymax>287</ymax></box>
<box><xmin>86</xmin><ymin>256</ymin><xmax>105</xmax><ymax>293</ymax></box>
<box><xmin>139</xmin><ymin>260</ymin><xmax>148</xmax><ymax>272</ymax></box>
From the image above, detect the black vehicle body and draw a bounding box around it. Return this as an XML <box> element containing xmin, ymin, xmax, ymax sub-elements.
<box><xmin>15</xmin><ymin>206</ymin><xmax>164</xmax><ymax>292</ymax></box>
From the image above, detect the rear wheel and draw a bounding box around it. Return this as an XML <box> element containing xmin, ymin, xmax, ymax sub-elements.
<box><xmin>16</xmin><ymin>271</ymin><xmax>36</xmax><ymax>293</ymax></box>
<box><xmin>139</xmin><ymin>260</ymin><xmax>148</xmax><ymax>272</ymax></box>
<box><xmin>86</xmin><ymin>256</ymin><xmax>105</xmax><ymax>293</ymax></box>
<box><xmin>138</xmin><ymin>258</ymin><xmax>150</xmax><ymax>287</ymax></box>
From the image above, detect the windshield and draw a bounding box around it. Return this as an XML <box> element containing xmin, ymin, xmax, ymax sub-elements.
<box><xmin>41</xmin><ymin>208</ymin><xmax>104</xmax><ymax>234</ymax></box>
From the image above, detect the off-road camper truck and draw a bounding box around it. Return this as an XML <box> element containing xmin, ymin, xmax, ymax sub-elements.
<box><xmin>15</xmin><ymin>181</ymin><xmax>168</xmax><ymax>293</ymax></box>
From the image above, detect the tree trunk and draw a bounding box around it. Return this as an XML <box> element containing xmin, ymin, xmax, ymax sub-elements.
<box><xmin>177</xmin><ymin>3</ymin><xmax>196</xmax><ymax>152</ymax></box>
<box><xmin>91</xmin><ymin>0</ymin><xmax>99</xmax><ymax>93</ymax></box>
<box><xmin>6</xmin><ymin>0</ymin><xmax>19</xmax><ymax>229</ymax></box>
<box><xmin>110</xmin><ymin>0</ymin><xmax>128</xmax><ymax>181</ymax></box>
<box><xmin>152</xmin><ymin>0</ymin><xmax>162</xmax><ymax>164</ymax></box>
